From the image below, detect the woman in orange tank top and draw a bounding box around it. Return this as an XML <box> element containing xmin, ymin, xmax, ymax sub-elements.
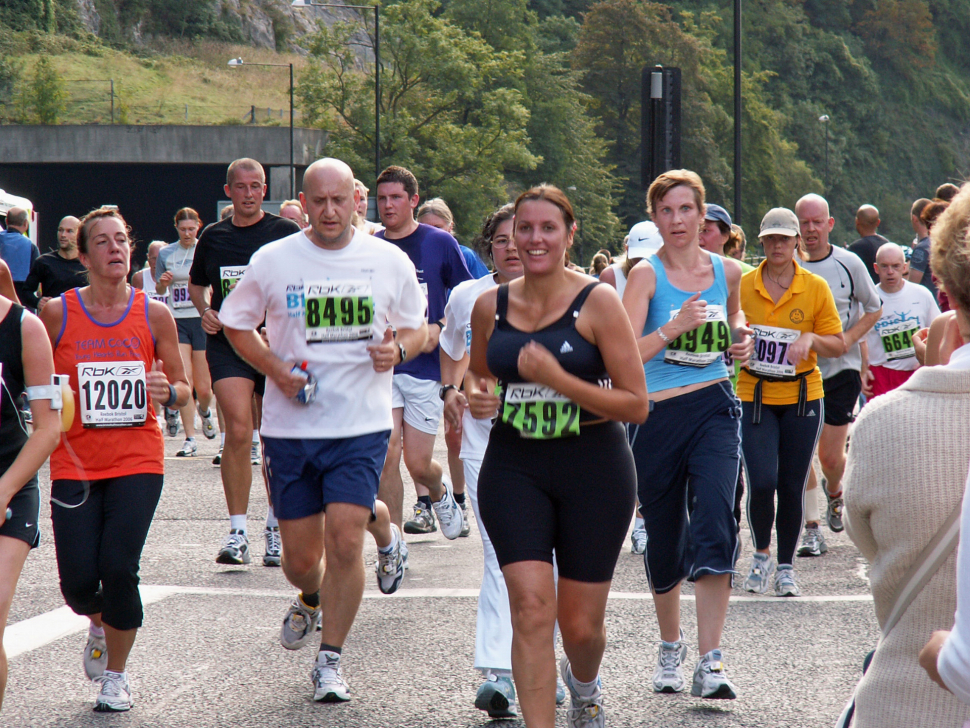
<box><xmin>39</xmin><ymin>207</ymin><xmax>189</xmax><ymax>713</ymax></box>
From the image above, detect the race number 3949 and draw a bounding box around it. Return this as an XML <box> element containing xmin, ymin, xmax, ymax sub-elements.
<box><xmin>77</xmin><ymin>362</ymin><xmax>148</xmax><ymax>428</ymax></box>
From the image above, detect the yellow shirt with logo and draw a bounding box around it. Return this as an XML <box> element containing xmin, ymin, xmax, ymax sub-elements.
<box><xmin>736</xmin><ymin>260</ymin><xmax>843</xmax><ymax>405</ymax></box>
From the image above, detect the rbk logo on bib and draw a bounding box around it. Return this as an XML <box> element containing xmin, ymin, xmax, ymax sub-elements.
<box><xmin>501</xmin><ymin>382</ymin><xmax>580</xmax><ymax>439</ymax></box>
<box><xmin>77</xmin><ymin>362</ymin><xmax>148</xmax><ymax>428</ymax></box>
<box><xmin>748</xmin><ymin>324</ymin><xmax>801</xmax><ymax>378</ymax></box>
<box><xmin>664</xmin><ymin>304</ymin><xmax>730</xmax><ymax>367</ymax></box>
<box><xmin>304</xmin><ymin>280</ymin><xmax>375</xmax><ymax>343</ymax></box>
<box><xmin>220</xmin><ymin>266</ymin><xmax>248</xmax><ymax>299</ymax></box>
<box><xmin>879</xmin><ymin>320</ymin><xmax>919</xmax><ymax>361</ymax></box>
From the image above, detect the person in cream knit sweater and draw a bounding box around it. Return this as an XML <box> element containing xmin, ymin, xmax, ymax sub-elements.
<box><xmin>844</xmin><ymin>182</ymin><xmax>970</xmax><ymax>728</ymax></box>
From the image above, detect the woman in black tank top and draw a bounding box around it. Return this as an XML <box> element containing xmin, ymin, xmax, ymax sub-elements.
<box><xmin>0</xmin><ymin>295</ymin><xmax>62</xmax><ymax>711</ymax></box>
<box><xmin>467</xmin><ymin>185</ymin><xmax>648</xmax><ymax>728</ymax></box>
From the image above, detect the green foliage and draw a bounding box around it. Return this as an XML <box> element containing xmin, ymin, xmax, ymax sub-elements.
<box><xmin>18</xmin><ymin>55</ymin><xmax>66</xmax><ymax>123</ymax></box>
<box><xmin>0</xmin><ymin>0</ymin><xmax>79</xmax><ymax>34</ymax></box>
<box><xmin>0</xmin><ymin>54</ymin><xmax>20</xmax><ymax>98</ymax></box>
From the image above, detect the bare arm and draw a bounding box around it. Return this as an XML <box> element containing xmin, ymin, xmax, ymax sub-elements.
<box><xmin>130</xmin><ymin>270</ymin><xmax>144</xmax><ymax>290</ymax></box>
<box><xmin>598</xmin><ymin>266</ymin><xmax>617</xmax><ymax>289</ymax></box>
<box><xmin>467</xmin><ymin>290</ymin><xmax>501</xmax><ymax>420</ymax></box>
<box><xmin>843</xmin><ymin>309</ymin><xmax>882</xmax><ymax>352</ymax></box>
<box><xmin>189</xmin><ymin>282</ymin><xmax>220</xmax><ymax>335</ymax></box>
<box><xmin>440</xmin><ymin>349</ymin><xmax>469</xmax><ymax>433</ymax></box>
<box><xmin>0</xmin><ymin>260</ymin><xmax>21</xmax><ymax>304</ymax></box>
<box><xmin>908</xmin><ymin>268</ymin><xmax>925</xmax><ymax>285</ymax></box>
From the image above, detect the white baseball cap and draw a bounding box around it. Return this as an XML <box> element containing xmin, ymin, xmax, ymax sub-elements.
<box><xmin>626</xmin><ymin>221</ymin><xmax>663</xmax><ymax>260</ymax></box>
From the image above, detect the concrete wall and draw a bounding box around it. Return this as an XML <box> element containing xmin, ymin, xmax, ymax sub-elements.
<box><xmin>0</xmin><ymin>125</ymin><xmax>327</xmax><ymax>165</ymax></box>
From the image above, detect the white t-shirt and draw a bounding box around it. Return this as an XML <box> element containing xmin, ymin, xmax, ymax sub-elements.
<box><xmin>440</xmin><ymin>274</ymin><xmax>498</xmax><ymax>461</ymax></box>
<box><xmin>155</xmin><ymin>241</ymin><xmax>199</xmax><ymax>319</ymax></box>
<box><xmin>866</xmin><ymin>280</ymin><xmax>941</xmax><ymax>370</ymax></box>
<box><xmin>218</xmin><ymin>228</ymin><xmax>426</xmax><ymax>439</ymax></box>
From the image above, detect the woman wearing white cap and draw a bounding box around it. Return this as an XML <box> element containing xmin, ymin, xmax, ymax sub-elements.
<box><xmin>736</xmin><ymin>208</ymin><xmax>843</xmax><ymax>598</ymax></box>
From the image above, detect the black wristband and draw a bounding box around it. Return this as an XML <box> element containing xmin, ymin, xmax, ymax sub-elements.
<box><xmin>163</xmin><ymin>383</ymin><xmax>178</xmax><ymax>408</ymax></box>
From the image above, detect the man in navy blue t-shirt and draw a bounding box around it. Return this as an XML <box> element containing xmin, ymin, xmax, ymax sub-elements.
<box><xmin>375</xmin><ymin>166</ymin><xmax>473</xmax><ymax>554</ymax></box>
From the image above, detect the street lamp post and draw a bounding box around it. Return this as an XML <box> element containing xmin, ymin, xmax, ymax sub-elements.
<box><xmin>292</xmin><ymin>0</ymin><xmax>381</xmax><ymax>182</ymax></box>
<box><xmin>819</xmin><ymin>114</ymin><xmax>830</xmax><ymax>191</ymax></box>
<box><xmin>228</xmin><ymin>58</ymin><xmax>295</xmax><ymax>199</ymax></box>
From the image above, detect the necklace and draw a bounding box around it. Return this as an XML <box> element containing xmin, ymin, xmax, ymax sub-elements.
<box><xmin>765</xmin><ymin>265</ymin><xmax>794</xmax><ymax>290</ymax></box>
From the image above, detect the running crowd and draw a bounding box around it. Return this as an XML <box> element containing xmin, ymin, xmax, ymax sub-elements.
<box><xmin>1</xmin><ymin>157</ymin><xmax>970</xmax><ymax>728</ymax></box>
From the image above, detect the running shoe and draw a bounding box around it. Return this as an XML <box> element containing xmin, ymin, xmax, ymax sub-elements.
<box><xmin>652</xmin><ymin>630</ymin><xmax>687</xmax><ymax>693</ymax></box>
<box><xmin>376</xmin><ymin>524</ymin><xmax>405</xmax><ymax>594</ymax></box>
<box><xmin>165</xmin><ymin>407</ymin><xmax>180</xmax><ymax>437</ymax></box>
<box><xmin>198</xmin><ymin>404</ymin><xmax>217</xmax><ymax>440</ymax></box>
<box><xmin>176</xmin><ymin>438</ymin><xmax>197</xmax><ymax>457</ymax></box>
<box><xmin>216</xmin><ymin>529</ymin><xmax>251</xmax><ymax>565</ymax></box>
<box><xmin>774</xmin><ymin>565</ymin><xmax>801</xmax><ymax>597</ymax></box>
<box><xmin>561</xmin><ymin>655</ymin><xmax>604</xmax><ymax>728</ymax></box>
<box><xmin>630</xmin><ymin>524</ymin><xmax>647</xmax><ymax>555</ymax></box>
<box><xmin>458</xmin><ymin>500</ymin><xmax>471</xmax><ymax>537</ymax></box>
<box><xmin>281</xmin><ymin>596</ymin><xmax>322</xmax><ymax>650</ymax></box>
<box><xmin>743</xmin><ymin>553</ymin><xmax>775</xmax><ymax>594</ymax></box>
<box><xmin>401</xmin><ymin>539</ymin><xmax>410</xmax><ymax>570</ymax></box>
<box><xmin>826</xmin><ymin>491</ymin><xmax>845</xmax><ymax>533</ymax></box>
<box><xmin>312</xmin><ymin>651</ymin><xmax>351</xmax><ymax>702</ymax></box>
<box><xmin>796</xmin><ymin>525</ymin><xmax>828</xmax><ymax>557</ymax></box>
<box><xmin>432</xmin><ymin>477</ymin><xmax>465</xmax><ymax>540</ymax></box>
<box><xmin>403</xmin><ymin>502</ymin><xmax>436</xmax><ymax>534</ymax></box>
<box><xmin>475</xmin><ymin>674</ymin><xmax>517</xmax><ymax>718</ymax></box>
<box><xmin>83</xmin><ymin>632</ymin><xmax>108</xmax><ymax>680</ymax></box>
<box><xmin>251</xmin><ymin>442</ymin><xmax>262</xmax><ymax>465</ymax></box>
<box><xmin>212</xmin><ymin>445</ymin><xmax>223</xmax><ymax>466</ymax></box>
<box><xmin>263</xmin><ymin>527</ymin><xmax>282</xmax><ymax>567</ymax></box>
<box><xmin>690</xmin><ymin>649</ymin><xmax>737</xmax><ymax>699</ymax></box>
<box><xmin>93</xmin><ymin>672</ymin><xmax>133</xmax><ymax>712</ymax></box>
<box><xmin>557</xmin><ymin>678</ymin><xmax>566</xmax><ymax>705</ymax></box>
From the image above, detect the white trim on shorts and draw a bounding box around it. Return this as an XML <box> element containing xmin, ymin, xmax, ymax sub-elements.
<box><xmin>391</xmin><ymin>373</ymin><xmax>442</xmax><ymax>435</ymax></box>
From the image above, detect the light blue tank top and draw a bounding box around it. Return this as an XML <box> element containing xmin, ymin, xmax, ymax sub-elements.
<box><xmin>642</xmin><ymin>252</ymin><xmax>731</xmax><ymax>393</ymax></box>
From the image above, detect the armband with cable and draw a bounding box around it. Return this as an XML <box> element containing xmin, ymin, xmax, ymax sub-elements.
<box><xmin>26</xmin><ymin>374</ymin><xmax>69</xmax><ymax>410</ymax></box>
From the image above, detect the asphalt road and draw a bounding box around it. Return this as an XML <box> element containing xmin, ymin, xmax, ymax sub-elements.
<box><xmin>3</xmin><ymin>429</ymin><xmax>879</xmax><ymax>727</ymax></box>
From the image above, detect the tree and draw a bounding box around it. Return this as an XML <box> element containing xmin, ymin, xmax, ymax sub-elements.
<box><xmin>20</xmin><ymin>57</ymin><xmax>66</xmax><ymax>124</ymax></box>
<box><xmin>298</xmin><ymin>0</ymin><xmax>538</xmax><ymax>240</ymax></box>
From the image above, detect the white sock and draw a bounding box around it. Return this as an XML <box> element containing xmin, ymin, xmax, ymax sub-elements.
<box><xmin>230</xmin><ymin>514</ymin><xmax>247</xmax><ymax>535</ymax></box>
<box><xmin>220</xmin><ymin>432</ymin><xmax>226</xmax><ymax>446</ymax></box>
<box><xmin>804</xmin><ymin>489</ymin><xmax>821</xmax><ymax>523</ymax></box>
<box><xmin>104</xmin><ymin>669</ymin><xmax>127</xmax><ymax>681</ymax></box>
<box><xmin>265</xmin><ymin>507</ymin><xmax>278</xmax><ymax>529</ymax></box>
<box><xmin>634</xmin><ymin>516</ymin><xmax>644</xmax><ymax>529</ymax></box>
<box><xmin>89</xmin><ymin>622</ymin><xmax>105</xmax><ymax>637</ymax></box>
<box><xmin>378</xmin><ymin>526</ymin><xmax>398</xmax><ymax>554</ymax></box>
<box><xmin>252</xmin><ymin>430</ymin><xmax>260</xmax><ymax>444</ymax></box>
<box><xmin>570</xmin><ymin>672</ymin><xmax>599</xmax><ymax>698</ymax></box>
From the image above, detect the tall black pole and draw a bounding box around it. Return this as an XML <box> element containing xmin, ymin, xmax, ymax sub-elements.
<box><xmin>734</xmin><ymin>0</ymin><xmax>742</xmax><ymax>230</ymax></box>
<box><xmin>374</xmin><ymin>5</ymin><xmax>380</xmax><ymax>182</ymax></box>
<box><xmin>289</xmin><ymin>63</ymin><xmax>295</xmax><ymax>199</ymax></box>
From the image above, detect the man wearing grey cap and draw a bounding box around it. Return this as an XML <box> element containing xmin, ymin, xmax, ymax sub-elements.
<box><xmin>795</xmin><ymin>193</ymin><xmax>881</xmax><ymax>557</ymax></box>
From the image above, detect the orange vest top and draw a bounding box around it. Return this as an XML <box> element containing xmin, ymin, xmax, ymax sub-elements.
<box><xmin>50</xmin><ymin>288</ymin><xmax>164</xmax><ymax>480</ymax></box>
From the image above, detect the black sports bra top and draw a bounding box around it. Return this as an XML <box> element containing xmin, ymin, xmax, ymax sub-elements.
<box><xmin>486</xmin><ymin>282</ymin><xmax>610</xmax><ymax>434</ymax></box>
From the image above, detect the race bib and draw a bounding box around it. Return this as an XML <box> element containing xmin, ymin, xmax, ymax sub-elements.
<box><xmin>170</xmin><ymin>281</ymin><xmax>193</xmax><ymax>309</ymax></box>
<box><xmin>77</xmin><ymin>362</ymin><xmax>148</xmax><ymax>428</ymax></box>
<box><xmin>464</xmin><ymin>323</ymin><xmax>472</xmax><ymax>355</ymax></box>
<box><xmin>220</xmin><ymin>266</ymin><xmax>248</xmax><ymax>299</ymax></box>
<box><xmin>879</xmin><ymin>321</ymin><xmax>919</xmax><ymax>361</ymax></box>
<box><xmin>501</xmin><ymin>382</ymin><xmax>580</xmax><ymax>439</ymax></box>
<box><xmin>146</xmin><ymin>289</ymin><xmax>169</xmax><ymax>306</ymax></box>
<box><xmin>664</xmin><ymin>305</ymin><xmax>730</xmax><ymax>367</ymax></box>
<box><xmin>304</xmin><ymin>280</ymin><xmax>375</xmax><ymax>343</ymax></box>
<box><xmin>748</xmin><ymin>324</ymin><xmax>801</xmax><ymax>378</ymax></box>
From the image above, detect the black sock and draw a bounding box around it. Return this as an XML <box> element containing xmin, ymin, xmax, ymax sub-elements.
<box><xmin>300</xmin><ymin>591</ymin><xmax>320</xmax><ymax>608</ymax></box>
<box><xmin>417</xmin><ymin>495</ymin><xmax>432</xmax><ymax>510</ymax></box>
<box><xmin>319</xmin><ymin>643</ymin><xmax>342</xmax><ymax>655</ymax></box>
<box><xmin>453</xmin><ymin>491</ymin><xmax>466</xmax><ymax>505</ymax></box>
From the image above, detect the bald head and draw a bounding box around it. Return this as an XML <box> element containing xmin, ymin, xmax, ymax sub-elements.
<box><xmin>5</xmin><ymin>207</ymin><xmax>28</xmax><ymax>232</ymax></box>
<box><xmin>795</xmin><ymin>193</ymin><xmax>830</xmax><ymax>219</ymax></box>
<box><xmin>301</xmin><ymin>158</ymin><xmax>359</xmax><ymax>249</ymax></box>
<box><xmin>795</xmin><ymin>193</ymin><xmax>834</xmax><ymax>259</ymax></box>
<box><xmin>147</xmin><ymin>240</ymin><xmax>166</xmax><ymax>256</ymax></box>
<box><xmin>875</xmin><ymin>242</ymin><xmax>904</xmax><ymax>265</ymax></box>
<box><xmin>57</xmin><ymin>216</ymin><xmax>80</xmax><ymax>251</ymax></box>
<box><xmin>856</xmin><ymin>205</ymin><xmax>880</xmax><ymax>236</ymax></box>
<box><xmin>874</xmin><ymin>242</ymin><xmax>907</xmax><ymax>291</ymax></box>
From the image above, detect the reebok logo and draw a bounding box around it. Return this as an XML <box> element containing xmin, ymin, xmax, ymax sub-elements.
<box><xmin>559</xmin><ymin>341</ymin><xmax>574</xmax><ymax>354</ymax></box>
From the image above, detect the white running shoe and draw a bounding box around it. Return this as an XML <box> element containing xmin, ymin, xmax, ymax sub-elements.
<box><xmin>561</xmin><ymin>655</ymin><xmax>604</xmax><ymax>728</ymax></box>
<box><xmin>796</xmin><ymin>525</ymin><xmax>828</xmax><ymax>557</ymax></box>
<box><xmin>375</xmin><ymin>524</ymin><xmax>405</xmax><ymax>594</ymax></box>
<box><xmin>176</xmin><ymin>438</ymin><xmax>197</xmax><ymax>457</ymax></box>
<box><xmin>743</xmin><ymin>553</ymin><xmax>775</xmax><ymax>594</ymax></box>
<box><xmin>251</xmin><ymin>442</ymin><xmax>262</xmax><ymax>465</ymax></box>
<box><xmin>212</xmin><ymin>445</ymin><xmax>223</xmax><ymax>466</ymax></box>
<box><xmin>432</xmin><ymin>477</ymin><xmax>465</xmax><ymax>540</ymax></box>
<box><xmin>216</xmin><ymin>529</ymin><xmax>251</xmax><ymax>565</ymax></box>
<box><xmin>83</xmin><ymin>632</ymin><xmax>108</xmax><ymax>680</ymax></box>
<box><xmin>630</xmin><ymin>524</ymin><xmax>647</xmax><ymax>555</ymax></box>
<box><xmin>691</xmin><ymin>649</ymin><xmax>737</xmax><ymax>699</ymax></box>
<box><xmin>263</xmin><ymin>527</ymin><xmax>282</xmax><ymax>567</ymax></box>
<box><xmin>93</xmin><ymin>672</ymin><xmax>133</xmax><ymax>712</ymax></box>
<box><xmin>652</xmin><ymin>630</ymin><xmax>687</xmax><ymax>693</ymax></box>
<box><xmin>281</xmin><ymin>596</ymin><xmax>321</xmax><ymax>650</ymax></box>
<box><xmin>400</xmin><ymin>539</ymin><xmax>410</xmax><ymax>570</ymax></box>
<box><xmin>312</xmin><ymin>651</ymin><xmax>351</xmax><ymax>702</ymax></box>
<box><xmin>774</xmin><ymin>565</ymin><xmax>801</xmax><ymax>597</ymax></box>
<box><xmin>198</xmin><ymin>404</ymin><xmax>217</xmax><ymax>440</ymax></box>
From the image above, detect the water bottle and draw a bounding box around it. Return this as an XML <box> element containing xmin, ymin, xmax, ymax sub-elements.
<box><xmin>292</xmin><ymin>361</ymin><xmax>317</xmax><ymax>405</ymax></box>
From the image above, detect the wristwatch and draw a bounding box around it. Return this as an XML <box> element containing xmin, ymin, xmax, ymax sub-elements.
<box><xmin>439</xmin><ymin>384</ymin><xmax>459</xmax><ymax>401</ymax></box>
<box><xmin>396</xmin><ymin>342</ymin><xmax>407</xmax><ymax>365</ymax></box>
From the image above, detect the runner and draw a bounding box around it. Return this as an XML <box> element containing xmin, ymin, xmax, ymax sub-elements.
<box><xmin>862</xmin><ymin>243</ymin><xmax>940</xmax><ymax>400</ymax></box>
<box><xmin>279</xmin><ymin>199</ymin><xmax>308</xmax><ymax>229</ymax></box>
<box><xmin>622</xmin><ymin>170</ymin><xmax>752</xmax><ymax>701</ymax></box>
<box><xmin>131</xmin><ymin>241</ymin><xmax>167</xmax><ymax>305</ymax></box>
<box><xmin>469</xmin><ymin>184</ymin><xmax>648</xmax><ymax>728</ymax></box>
<box><xmin>22</xmin><ymin>215</ymin><xmax>87</xmax><ymax>312</ymax></box>
<box><xmin>0</xmin><ymin>207</ymin><xmax>39</xmax><ymax>309</ymax></box>
<box><xmin>908</xmin><ymin>198</ymin><xmax>936</xmax><ymax>300</ymax></box>
<box><xmin>847</xmin><ymin>205</ymin><xmax>888</xmax><ymax>284</ymax></box>
<box><xmin>155</xmin><ymin>208</ymin><xmax>217</xmax><ymax>456</ymax></box>
<box><xmin>219</xmin><ymin>158</ymin><xmax>428</xmax><ymax>703</ymax></box>
<box><xmin>737</xmin><ymin>208</ymin><xmax>843</xmax><ymax>589</ymax></box>
<box><xmin>188</xmin><ymin>158</ymin><xmax>301</xmax><ymax>567</ymax></box>
<box><xmin>796</xmin><ymin>193</ymin><xmax>881</xmax><ymax>553</ymax></box>
<box><xmin>0</xmin><ymin>289</ymin><xmax>61</xmax><ymax>711</ymax></box>
<box><xmin>39</xmin><ymin>206</ymin><xmax>190</xmax><ymax>712</ymax></box>
<box><xmin>374</xmin><ymin>166</ymin><xmax>471</xmax><ymax>553</ymax></box>
<box><xmin>697</xmin><ymin>203</ymin><xmax>733</xmax><ymax>257</ymax></box>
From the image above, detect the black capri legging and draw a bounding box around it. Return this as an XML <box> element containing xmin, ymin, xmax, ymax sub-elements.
<box><xmin>478</xmin><ymin>421</ymin><xmax>636</xmax><ymax>583</ymax></box>
<box><xmin>741</xmin><ymin>400</ymin><xmax>823</xmax><ymax>566</ymax></box>
<box><xmin>51</xmin><ymin>474</ymin><xmax>164</xmax><ymax>631</ymax></box>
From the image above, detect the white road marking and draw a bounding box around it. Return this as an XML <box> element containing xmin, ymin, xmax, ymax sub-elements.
<box><xmin>6</xmin><ymin>585</ymin><xmax>874</xmax><ymax>659</ymax></box>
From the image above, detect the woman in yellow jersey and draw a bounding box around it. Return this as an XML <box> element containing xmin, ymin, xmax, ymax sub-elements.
<box><xmin>737</xmin><ymin>208</ymin><xmax>843</xmax><ymax>598</ymax></box>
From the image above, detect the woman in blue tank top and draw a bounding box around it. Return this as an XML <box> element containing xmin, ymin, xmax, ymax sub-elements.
<box><xmin>467</xmin><ymin>185</ymin><xmax>649</xmax><ymax>728</ymax></box>
<box><xmin>622</xmin><ymin>170</ymin><xmax>753</xmax><ymax>702</ymax></box>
